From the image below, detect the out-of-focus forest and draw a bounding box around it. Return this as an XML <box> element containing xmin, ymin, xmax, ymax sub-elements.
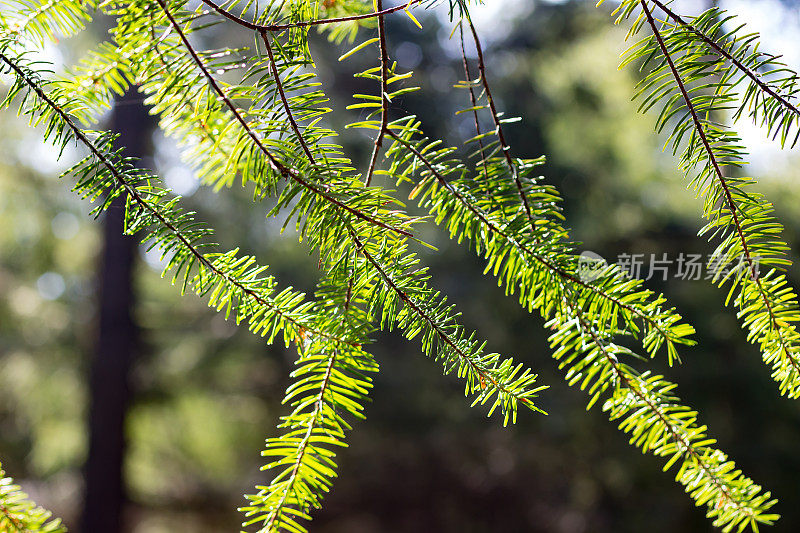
<box><xmin>2</xmin><ymin>0</ymin><xmax>800</xmax><ymax>531</ymax></box>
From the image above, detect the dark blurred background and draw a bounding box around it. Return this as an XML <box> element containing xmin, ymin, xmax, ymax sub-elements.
<box><xmin>2</xmin><ymin>0</ymin><xmax>800</xmax><ymax>531</ymax></box>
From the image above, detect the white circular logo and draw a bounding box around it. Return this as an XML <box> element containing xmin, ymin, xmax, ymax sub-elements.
<box><xmin>578</xmin><ymin>251</ymin><xmax>606</xmax><ymax>282</ymax></box>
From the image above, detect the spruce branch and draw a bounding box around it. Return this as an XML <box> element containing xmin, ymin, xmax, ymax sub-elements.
<box><xmin>373</xmin><ymin>14</ymin><xmax>773</xmax><ymax>516</ymax></box>
<box><xmin>260</xmin><ymin>30</ymin><xmax>316</xmax><ymax>165</ymax></box>
<box><xmin>0</xmin><ymin>44</ymin><xmax>353</xmax><ymax>348</ymax></box>
<box><xmin>559</xmin><ymin>285</ymin><xmax>772</xmax><ymax>530</ymax></box>
<box><xmin>1</xmin><ymin>42</ymin><xmax>384</xmax><ymax>532</ymax></box>
<box><xmin>155</xmin><ymin>0</ymin><xmax>412</xmax><ymax>238</ymax></box>
<box><xmin>348</xmin><ymin>227</ymin><xmax>544</xmax><ymax>416</ymax></box>
<box><xmin>649</xmin><ymin>0</ymin><xmax>800</xmax><ymax>125</ymax></box>
<box><xmin>243</xmin><ymin>287</ymin><xmax>378</xmax><ymax>532</ymax></box>
<box><xmin>610</xmin><ymin>0</ymin><xmax>800</xmax><ymax>148</ymax></box>
<box><xmin>386</xmin><ymin>126</ymin><xmax>689</xmax><ymax>358</ymax></box>
<box><xmin>640</xmin><ymin>1</ymin><xmax>759</xmax><ymax>281</ymax></box>
<box><xmin>364</xmin><ymin>0</ymin><xmax>390</xmax><ymax>187</ymax></box>
<box><xmin>634</xmin><ymin>0</ymin><xmax>800</xmax><ymax>395</ymax></box>
<box><xmin>382</xmin><ymin>119</ymin><xmax>773</xmax><ymax>528</ymax></box>
<box><xmin>264</xmin><ymin>349</ymin><xmax>338</xmax><ymax>532</ymax></box>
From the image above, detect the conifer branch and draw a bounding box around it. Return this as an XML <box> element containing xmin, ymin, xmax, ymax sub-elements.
<box><xmin>565</xmin><ymin>300</ymin><xmax>727</xmax><ymax>503</ymax></box>
<box><xmin>260</xmin><ymin>30</ymin><xmax>316</xmax><ymax>165</ymax></box>
<box><xmin>348</xmin><ymin>227</ymin><xmax>541</xmax><ymax>412</ymax></box>
<box><xmin>4</xmin><ymin>0</ymin><xmax>797</xmax><ymax>529</ymax></box>
<box><xmin>156</xmin><ymin>0</ymin><xmax>412</xmax><ymax>238</ymax></box>
<box><xmin>364</xmin><ymin>0</ymin><xmax>389</xmax><ymax>187</ymax></box>
<box><xmin>641</xmin><ymin>2</ymin><xmax>755</xmax><ymax>277</ymax></box>
<box><xmin>386</xmin><ymin>127</ymin><xmax>684</xmax><ymax>354</ymax></box>
<box><xmin>649</xmin><ymin>0</ymin><xmax>800</xmax><ymax>122</ymax></box>
<box><xmin>243</xmin><ymin>300</ymin><xmax>377</xmax><ymax>532</ymax></box>
<box><xmin>0</xmin><ymin>45</ymin><xmax>356</xmax><ymax>348</ymax></box>
<box><xmin>243</xmin><ymin>247</ymin><xmax>377</xmax><ymax>531</ymax></box>
<box><xmin>460</xmin><ymin>9</ymin><xmax>536</xmax><ymax>232</ymax></box>
<box><xmin>103</xmin><ymin>0</ymin><xmax>544</xmax><ymax>427</ymax></box>
<box><xmin>262</xmin><ymin>349</ymin><xmax>338</xmax><ymax>531</ymax></box>
<box><xmin>639</xmin><ymin>0</ymin><xmax>800</xmax><ymax>382</ymax></box>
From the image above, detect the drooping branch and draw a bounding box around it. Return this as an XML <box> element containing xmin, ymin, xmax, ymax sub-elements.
<box><xmin>0</xmin><ymin>48</ymin><xmax>350</xmax><ymax>347</ymax></box>
<box><xmin>386</xmin><ymin>128</ymin><xmax>681</xmax><ymax>349</ymax></box>
<box><xmin>260</xmin><ymin>30</ymin><xmax>316</xmax><ymax>165</ymax></box>
<box><xmin>364</xmin><ymin>0</ymin><xmax>390</xmax><ymax>187</ymax></box>
<box><xmin>347</xmin><ymin>227</ymin><xmax>542</xmax><ymax>412</ymax></box>
<box><xmin>639</xmin><ymin>0</ymin><xmax>800</xmax><ymax>377</ymax></box>
<box><xmin>559</xmin><ymin>284</ymin><xmax>755</xmax><ymax>520</ymax></box>
<box><xmin>156</xmin><ymin>0</ymin><xmax>413</xmax><ymax>238</ymax></box>
<box><xmin>153</xmin><ymin>0</ymin><xmax>542</xmax><ymax>422</ymax></box>
<box><xmin>650</xmin><ymin>0</ymin><xmax>800</xmax><ymax>122</ymax></box>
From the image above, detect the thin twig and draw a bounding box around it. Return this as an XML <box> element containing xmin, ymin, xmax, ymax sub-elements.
<box><xmin>365</xmin><ymin>0</ymin><xmax>390</xmax><ymax>186</ymax></box>
<box><xmin>0</xmin><ymin>50</ymin><xmax>353</xmax><ymax>348</ymax></box>
<box><xmin>458</xmin><ymin>22</ymin><xmax>490</xmax><ymax>182</ymax></box>
<box><xmin>651</xmin><ymin>0</ymin><xmax>800</xmax><ymax>121</ymax></box>
<box><xmin>156</xmin><ymin>0</ymin><xmax>412</xmax><ymax>238</ymax></box>
<box><xmin>385</xmin><ymin>128</ymin><xmax>680</xmax><ymax>353</ymax></box>
<box><xmin>260</xmin><ymin>30</ymin><xmax>316</xmax><ymax>164</ymax></box>
<box><xmin>462</xmin><ymin>12</ymin><xmax>536</xmax><ymax>231</ymax></box>
<box><xmin>199</xmin><ymin>0</ymin><xmax>419</xmax><ymax>33</ymax></box>
<box><xmin>641</xmin><ymin>0</ymin><xmax>800</xmax><ymax>377</ymax></box>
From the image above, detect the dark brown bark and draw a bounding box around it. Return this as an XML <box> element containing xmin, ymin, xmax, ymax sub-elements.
<box><xmin>81</xmin><ymin>90</ymin><xmax>150</xmax><ymax>533</ymax></box>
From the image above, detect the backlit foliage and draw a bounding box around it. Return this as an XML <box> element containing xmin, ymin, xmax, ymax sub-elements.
<box><xmin>1</xmin><ymin>0</ymin><xmax>799</xmax><ymax>531</ymax></box>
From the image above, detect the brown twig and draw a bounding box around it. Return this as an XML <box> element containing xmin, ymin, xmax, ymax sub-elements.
<box><xmin>260</xmin><ymin>30</ymin><xmax>316</xmax><ymax>164</ymax></box>
<box><xmin>364</xmin><ymin>0</ymin><xmax>390</xmax><ymax>187</ymax></box>
<box><xmin>199</xmin><ymin>0</ymin><xmax>420</xmax><ymax>33</ymax></box>
<box><xmin>650</xmin><ymin>0</ymin><xmax>800</xmax><ymax>122</ymax></box>
<box><xmin>386</xmin><ymin>128</ymin><xmax>680</xmax><ymax>347</ymax></box>
<box><xmin>458</xmin><ymin>22</ymin><xmax>490</xmax><ymax>182</ymax></box>
<box><xmin>462</xmin><ymin>13</ymin><xmax>536</xmax><ymax>232</ymax></box>
<box><xmin>640</xmin><ymin>0</ymin><xmax>800</xmax><ymax>377</ymax></box>
<box><xmin>156</xmin><ymin>0</ymin><xmax>412</xmax><ymax>238</ymax></box>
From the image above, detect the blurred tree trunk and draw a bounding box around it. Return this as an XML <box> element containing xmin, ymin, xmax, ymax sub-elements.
<box><xmin>81</xmin><ymin>90</ymin><xmax>150</xmax><ymax>533</ymax></box>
